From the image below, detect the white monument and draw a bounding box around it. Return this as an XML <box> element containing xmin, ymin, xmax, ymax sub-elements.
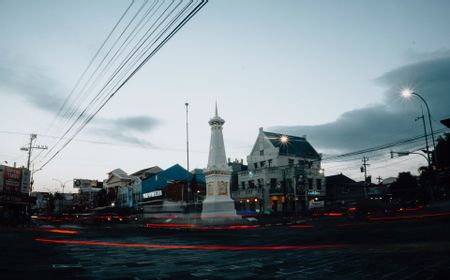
<box><xmin>201</xmin><ymin>104</ymin><xmax>239</xmax><ymax>221</ymax></box>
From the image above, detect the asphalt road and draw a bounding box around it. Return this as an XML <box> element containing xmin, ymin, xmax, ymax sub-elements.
<box><xmin>1</xmin><ymin>214</ymin><xmax>450</xmax><ymax>279</ymax></box>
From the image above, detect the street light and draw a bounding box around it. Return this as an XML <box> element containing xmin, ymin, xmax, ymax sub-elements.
<box><xmin>415</xmin><ymin>115</ymin><xmax>431</xmax><ymax>168</ymax></box>
<box><xmin>52</xmin><ymin>178</ymin><xmax>71</xmax><ymax>194</ymax></box>
<box><xmin>185</xmin><ymin>102</ymin><xmax>190</xmax><ymax>207</ymax></box>
<box><xmin>53</xmin><ymin>178</ymin><xmax>71</xmax><ymax>213</ymax></box>
<box><xmin>391</xmin><ymin>150</ymin><xmax>429</xmax><ymax>165</ymax></box>
<box><xmin>401</xmin><ymin>88</ymin><xmax>437</xmax><ymax>165</ymax></box>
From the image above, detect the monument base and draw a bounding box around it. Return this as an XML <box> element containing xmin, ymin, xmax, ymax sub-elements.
<box><xmin>201</xmin><ymin>199</ymin><xmax>240</xmax><ymax>224</ymax></box>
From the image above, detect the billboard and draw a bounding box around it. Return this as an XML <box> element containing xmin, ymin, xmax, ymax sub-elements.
<box><xmin>73</xmin><ymin>179</ymin><xmax>95</xmax><ymax>189</ymax></box>
<box><xmin>0</xmin><ymin>165</ymin><xmax>30</xmax><ymax>194</ymax></box>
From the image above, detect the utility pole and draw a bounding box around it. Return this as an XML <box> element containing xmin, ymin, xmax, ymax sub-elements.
<box><xmin>22</xmin><ymin>134</ymin><xmax>36</xmax><ymax>171</ymax></box>
<box><xmin>361</xmin><ymin>156</ymin><xmax>370</xmax><ymax>198</ymax></box>
<box><xmin>376</xmin><ymin>176</ymin><xmax>383</xmax><ymax>184</ymax></box>
<box><xmin>20</xmin><ymin>134</ymin><xmax>47</xmax><ymax>217</ymax></box>
<box><xmin>20</xmin><ymin>134</ymin><xmax>47</xmax><ymax>192</ymax></box>
<box><xmin>21</xmin><ymin>134</ymin><xmax>48</xmax><ymax>171</ymax></box>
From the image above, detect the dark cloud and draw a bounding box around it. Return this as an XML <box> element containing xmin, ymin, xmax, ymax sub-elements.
<box><xmin>89</xmin><ymin>116</ymin><xmax>160</xmax><ymax>147</ymax></box>
<box><xmin>271</xmin><ymin>54</ymin><xmax>450</xmax><ymax>153</ymax></box>
<box><xmin>113</xmin><ymin>116</ymin><xmax>160</xmax><ymax>132</ymax></box>
<box><xmin>0</xmin><ymin>58</ymin><xmax>160</xmax><ymax>145</ymax></box>
<box><xmin>0</xmin><ymin>60</ymin><xmax>65</xmax><ymax>111</ymax></box>
<box><xmin>90</xmin><ymin>128</ymin><xmax>156</xmax><ymax>148</ymax></box>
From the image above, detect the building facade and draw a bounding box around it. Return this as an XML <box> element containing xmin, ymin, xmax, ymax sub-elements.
<box><xmin>234</xmin><ymin>128</ymin><xmax>325</xmax><ymax>214</ymax></box>
<box><xmin>0</xmin><ymin>165</ymin><xmax>31</xmax><ymax>222</ymax></box>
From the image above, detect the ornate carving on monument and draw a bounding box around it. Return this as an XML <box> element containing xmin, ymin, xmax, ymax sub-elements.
<box><xmin>217</xmin><ymin>181</ymin><xmax>228</xmax><ymax>195</ymax></box>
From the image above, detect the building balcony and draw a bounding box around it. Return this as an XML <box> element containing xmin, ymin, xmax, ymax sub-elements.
<box><xmin>231</xmin><ymin>188</ymin><xmax>262</xmax><ymax>199</ymax></box>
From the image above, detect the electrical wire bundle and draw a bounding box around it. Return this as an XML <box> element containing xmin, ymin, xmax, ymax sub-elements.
<box><xmin>33</xmin><ymin>0</ymin><xmax>207</xmax><ymax>170</ymax></box>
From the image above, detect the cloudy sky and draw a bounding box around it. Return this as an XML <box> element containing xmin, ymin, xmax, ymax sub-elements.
<box><xmin>1</xmin><ymin>0</ymin><xmax>449</xmax><ymax>192</ymax></box>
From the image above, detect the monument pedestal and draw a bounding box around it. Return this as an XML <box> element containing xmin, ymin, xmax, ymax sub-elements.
<box><xmin>201</xmin><ymin>197</ymin><xmax>240</xmax><ymax>223</ymax></box>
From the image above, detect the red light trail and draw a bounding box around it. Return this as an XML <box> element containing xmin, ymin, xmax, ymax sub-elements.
<box><xmin>368</xmin><ymin>212</ymin><xmax>450</xmax><ymax>221</ymax></box>
<box><xmin>35</xmin><ymin>238</ymin><xmax>345</xmax><ymax>251</ymax></box>
<box><xmin>43</xmin><ymin>229</ymin><xmax>80</xmax><ymax>235</ymax></box>
<box><xmin>145</xmin><ymin>223</ymin><xmax>194</xmax><ymax>228</ymax></box>
<box><xmin>289</xmin><ymin>225</ymin><xmax>316</xmax><ymax>229</ymax></box>
<box><xmin>145</xmin><ymin>224</ymin><xmax>260</xmax><ymax>230</ymax></box>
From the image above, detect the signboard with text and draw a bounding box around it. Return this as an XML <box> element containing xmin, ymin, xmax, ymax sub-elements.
<box><xmin>0</xmin><ymin>165</ymin><xmax>30</xmax><ymax>194</ymax></box>
<box><xmin>143</xmin><ymin>190</ymin><xmax>163</xmax><ymax>199</ymax></box>
<box><xmin>2</xmin><ymin>166</ymin><xmax>23</xmax><ymax>193</ymax></box>
<box><xmin>73</xmin><ymin>179</ymin><xmax>94</xmax><ymax>189</ymax></box>
<box><xmin>21</xmin><ymin>168</ymin><xmax>30</xmax><ymax>193</ymax></box>
<box><xmin>308</xmin><ymin>200</ymin><xmax>325</xmax><ymax>209</ymax></box>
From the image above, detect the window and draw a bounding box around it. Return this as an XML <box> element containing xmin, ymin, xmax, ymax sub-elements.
<box><xmin>316</xmin><ymin>179</ymin><xmax>322</xmax><ymax>190</ymax></box>
<box><xmin>260</xmin><ymin>161</ymin><xmax>265</xmax><ymax>167</ymax></box>
<box><xmin>249</xmin><ymin>180</ymin><xmax>255</xmax><ymax>188</ymax></box>
<box><xmin>288</xmin><ymin>159</ymin><xmax>294</xmax><ymax>166</ymax></box>
<box><xmin>308</xmin><ymin>178</ymin><xmax>313</xmax><ymax>190</ymax></box>
<box><xmin>260</xmin><ymin>150</ymin><xmax>264</xmax><ymax>156</ymax></box>
<box><xmin>241</xmin><ymin>182</ymin><xmax>246</xmax><ymax>190</ymax></box>
<box><xmin>268</xmin><ymin>159</ymin><xmax>272</xmax><ymax>167</ymax></box>
<box><xmin>270</xmin><ymin>178</ymin><xmax>277</xmax><ymax>188</ymax></box>
<box><xmin>254</xmin><ymin>163</ymin><xmax>258</xmax><ymax>169</ymax></box>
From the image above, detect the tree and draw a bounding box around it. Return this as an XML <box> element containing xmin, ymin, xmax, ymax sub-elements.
<box><xmin>390</xmin><ymin>172</ymin><xmax>418</xmax><ymax>203</ymax></box>
<box><xmin>418</xmin><ymin>166</ymin><xmax>434</xmax><ymax>203</ymax></box>
<box><xmin>47</xmin><ymin>193</ymin><xmax>55</xmax><ymax>214</ymax></box>
<box><xmin>94</xmin><ymin>189</ymin><xmax>108</xmax><ymax>208</ymax></box>
<box><xmin>435</xmin><ymin>133</ymin><xmax>450</xmax><ymax>169</ymax></box>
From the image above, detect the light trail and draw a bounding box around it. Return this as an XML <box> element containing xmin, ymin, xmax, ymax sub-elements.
<box><xmin>368</xmin><ymin>212</ymin><xmax>450</xmax><ymax>221</ymax></box>
<box><xmin>35</xmin><ymin>238</ymin><xmax>346</xmax><ymax>251</ymax></box>
<box><xmin>289</xmin><ymin>225</ymin><xmax>316</xmax><ymax>229</ymax></box>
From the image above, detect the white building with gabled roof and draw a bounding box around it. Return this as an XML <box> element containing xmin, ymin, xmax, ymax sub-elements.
<box><xmin>234</xmin><ymin>128</ymin><xmax>325</xmax><ymax>213</ymax></box>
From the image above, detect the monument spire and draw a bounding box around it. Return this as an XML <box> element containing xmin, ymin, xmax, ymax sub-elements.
<box><xmin>202</xmin><ymin>103</ymin><xmax>239</xmax><ymax>221</ymax></box>
<box><xmin>207</xmin><ymin>103</ymin><xmax>227</xmax><ymax>171</ymax></box>
<box><xmin>215</xmin><ymin>101</ymin><xmax>218</xmax><ymax>117</ymax></box>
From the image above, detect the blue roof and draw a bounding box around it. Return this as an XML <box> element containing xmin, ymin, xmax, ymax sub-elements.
<box><xmin>141</xmin><ymin>164</ymin><xmax>205</xmax><ymax>193</ymax></box>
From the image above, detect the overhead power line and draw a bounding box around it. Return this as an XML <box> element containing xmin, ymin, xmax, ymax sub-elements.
<box><xmin>36</xmin><ymin>0</ymin><xmax>208</xmax><ymax>170</ymax></box>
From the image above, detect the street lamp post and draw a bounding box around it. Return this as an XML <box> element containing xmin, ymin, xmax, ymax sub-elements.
<box><xmin>402</xmin><ymin>89</ymin><xmax>437</xmax><ymax>165</ymax></box>
<box><xmin>53</xmin><ymin>179</ymin><xmax>71</xmax><ymax>213</ymax></box>
<box><xmin>185</xmin><ymin>102</ymin><xmax>190</xmax><ymax>208</ymax></box>
<box><xmin>392</xmin><ymin>151</ymin><xmax>429</xmax><ymax>163</ymax></box>
<box><xmin>415</xmin><ymin>114</ymin><xmax>431</xmax><ymax>168</ymax></box>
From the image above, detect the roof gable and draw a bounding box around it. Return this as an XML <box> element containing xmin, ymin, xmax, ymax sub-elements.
<box><xmin>130</xmin><ymin>166</ymin><xmax>163</xmax><ymax>178</ymax></box>
<box><xmin>263</xmin><ymin>131</ymin><xmax>320</xmax><ymax>159</ymax></box>
<box><xmin>326</xmin><ymin>174</ymin><xmax>355</xmax><ymax>186</ymax></box>
<box><xmin>250</xmin><ymin>128</ymin><xmax>275</xmax><ymax>156</ymax></box>
<box><xmin>108</xmin><ymin>168</ymin><xmax>129</xmax><ymax>179</ymax></box>
<box><xmin>142</xmin><ymin>164</ymin><xmax>193</xmax><ymax>193</ymax></box>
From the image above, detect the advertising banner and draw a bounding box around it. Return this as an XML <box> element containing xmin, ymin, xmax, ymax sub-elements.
<box><xmin>21</xmin><ymin>168</ymin><xmax>30</xmax><ymax>194</ymax></box>
<box><xmin>308</xmin><ymin>200</ymin><xmax>325</xmax><ymax>209</ymax></box>
<box><xmin>3</xmin><ymin>166</ymin><xmax>23</xmax><ymax>193</ymax></box>
<box><xmin>73</xmin><ymin>179</ymin><xmax>93</xmax><ymax>189</ymax></box>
